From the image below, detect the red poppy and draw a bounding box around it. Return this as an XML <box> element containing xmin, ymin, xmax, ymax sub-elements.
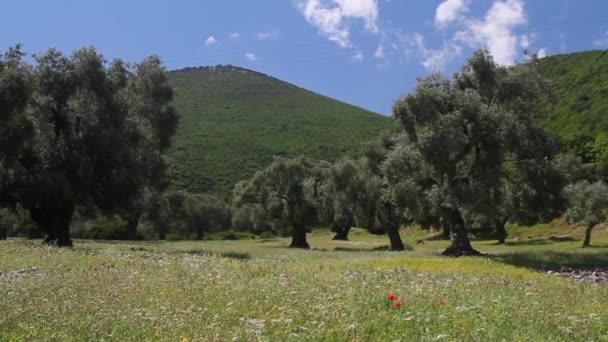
<box><xmin>437</xmin><ymin>299</ymin><xmax>446</xmax><ymax>306</ymax></box>
<box><xmin>393</xmin><ymin>300</ymin><xmax>402</xmax><ymax>308</ymax></box>
<box><xmin>387</xmin><ymin>294</ymin><xmax>397</xmax><ymax>301</ymax></box>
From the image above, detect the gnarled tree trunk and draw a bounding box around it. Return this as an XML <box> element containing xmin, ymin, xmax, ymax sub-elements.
<box><xmin>290</xmin><ymin>225</ymin><xmax>309</xmax><ymax>249</ymax></box>
<box><xmin>332</xmin><ymin>215</ymin><xmax>354</xmax><ymax>241</ymax></box>
<box><xmin>332</xmin><ymin>226</ymin><xmax>351</xmax><ymax>241</ymax></box>
<box><xmin>441</xmin><ymin>208</ymin><xmax>481</xmax><ymax>257</ymax></box>
<box><xmin>495</xmin><ymin>217</ymin><xmax>509</xmax><ymax>245</ymax></box>
<box><xmin>583</xmin><ymin>222</ymin><xmax>596</xmax><ymax>248</ymax></box>
<box><xmin>124</xmin><ymin>212</ymin><xmax>141</xmax><ymax>240</ymax></box>
<box><xmin>386</xmin><ymin>226</ymin><xmax>405</xmax><ymax>251</ymax></box>
<box><xmin>0</xmin><ymin>225</ymin><xmax>6</xmax><ymax>240</ymax></box>
<box><xmin>32</xmin><ymin>203</ymin><xmax>75</xmax><ymax>247</ymax></box>
<box><xmin>288</xmin><ymin>201</ymin><xmax>309</xmax><ymax>249</ymax></box>
<box><xmin>382</xmin><ymin>203</ymin><xmax>405</xmax><ymax>251</ymax></box>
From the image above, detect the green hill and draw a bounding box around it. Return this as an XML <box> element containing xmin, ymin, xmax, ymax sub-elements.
<box><xmin>167</xmin><ymin>65</ymin><xmax>393</xmax><ymax>195</ymax></box>
<box><xmin>538</xmin><ymin>49</ymin><xmax>608</xmax><ymax>139</ymax></box>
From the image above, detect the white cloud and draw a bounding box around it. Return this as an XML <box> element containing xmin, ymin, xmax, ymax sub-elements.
<box><xmin>593</xmin><ymin>30</ymin><xmax>608</xmax><ymax>48</ymax></box>
<box><xmin>454</xmin><ymin>0</ymin><xmax>526</xmax><ymax>65</ymax></box>
<box><xmin>435</xmin><ymin>0</ymin><xmax>469</xmax><ymax>28</ymax></box>
<box><xmin>334</xmin><ymin>0</ymin><xmax>379</xmax><ymax>32</ymax></box>
<box><xmin>373</xmin><ymin>42</ymin><xmax>384</xmax><ymax>58</ymax></box>
<box><xmin>257</xmin><ymin>29</ymin><xmax>280</xmax><ymax>40</ymax></box>
<box><xmin>205</xmin><ymin>36</ymin><xmax>218</xmax><ymax>46</ymax></box>
<box><xmin>229</xmin><ymin>32</ymin><xmax>240</xmax><ymax>40</ymax></box>
<box><xmin>520</xmin><ymin>33</ymin><xmax>531</xmax><ymax>49</ymax></box>
<box><xmin>295</xmin><ymin>0</ymin><xmax>379</xmax><ymax>48</ymax></box>
<box><xmin>399</xmin><ymin>32</ymin><xmax>462</xmax><ymax>71</ymax></box>
<box><xmin>537</xmin><ymin>48</ymin><xmax>548</xmax><ymax>58</ymax></box>
<box><xmin>244</xmin><ymin>53</ymin><xmax>257</xmax><ymax>62</ymax></box>
<box><xmin>352</xmin><ymin>51</ymin><xmax>364</xmax><ymax>62</ymax></box>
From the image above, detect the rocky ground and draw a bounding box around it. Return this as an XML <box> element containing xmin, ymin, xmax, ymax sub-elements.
<box><xmin>547</xmin><ymin>268</ymin><xmax>608</xmax><ymax>283</ymax></box>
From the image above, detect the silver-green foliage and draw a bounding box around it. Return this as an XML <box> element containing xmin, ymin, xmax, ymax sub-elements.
<box><xmin>564</xmin><ymin>180</ymin><xmax>608</xmax><ymax>225</ymax></box>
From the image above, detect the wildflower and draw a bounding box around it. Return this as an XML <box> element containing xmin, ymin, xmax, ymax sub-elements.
<box><xmin>180</xmin><ymin>337</ymin><xmax>189</xmax><ymax>342</ymax></box>
<box><xmin>438</xmin><ymin>299</ymin><xmax>446</xmax><ymax>306</ymax></box>
<box><xmin>393</xmin><ymin>300</ymin><xmax>402</xmax><ymax>308</ymax></box>
<box><xmin>387</xmin><ymin>294</ymin><xmax>397</xmax><ymax>301</ymax></box>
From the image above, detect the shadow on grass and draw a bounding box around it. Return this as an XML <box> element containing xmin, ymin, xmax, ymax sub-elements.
<box><xmin>491</xmin><ymin>251</ymin><xmax>608</xmax><ymax>271</ymax></box>
<box><xmin>504</xmin><ymin>239</ymin><xmax>555</xmax><ymax>246</ymax></box>
<box><xmin>502</xmin><ymin>236</ymin><xmax>578</xmax><ymax>246</ymax></box>
<box><xmin>334</xmin><ymin>245</ymin><xmax>414</xmax><ymax>252</ymax></box>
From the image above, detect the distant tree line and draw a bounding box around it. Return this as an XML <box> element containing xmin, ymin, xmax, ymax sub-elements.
<box><xmin>1</xmin><ymin>47</ymin><xmax>607</xmax><ymax>252</ymax></box>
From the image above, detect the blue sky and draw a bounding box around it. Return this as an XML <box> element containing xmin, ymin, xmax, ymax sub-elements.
<box><xmin>1</xmin><ymin>0</ymin><xmax>607</xmax><ymax>115</ymax></box>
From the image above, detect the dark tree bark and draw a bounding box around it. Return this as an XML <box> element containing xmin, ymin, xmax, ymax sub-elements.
<box><xmin>332</xmin><ymin>226</ymin><xmax>351</xmax><ymax>241</ymax></box>
<box><xmin>381</xmin><ymin>203</ymin><xmax>405</xmax><ymax>251</ymax></box>
<box><xmin>124</xmin><ymin>212</ymin><xmax>141</xmax><ymax>240</ymax></box>
<box><xmin>583</xmin><ymin>222</ymin><xmax>596</xmax><ymax>248</ymax></box>
<box><xmin>288</xmin><ymin>201</ymin><xmax>309</xmax><ymax>249</ymax></box>
<box><xmin>33</xmin><ymin>203</ymin><xmax>75</xmax><ymax>247</ymax></box>
<box><xmin>290</xmin><ymin>223</ymin><xmax>309</xmax><ymax>249</ymax></box>
<box><xmin>442</xmin><ymin>223</ymin><xmax>450</xmax><ymax>240</ymax></box>
<box><xmin>495</xmin><ymin>217</ymin><xmax>509</xmax><ymax>245</ymax></box>
<box><xmin>0</xmin><ymin>225</ymin><xmax>6</xmax><ymax>240</ymax></box>
<box><xmin>386</xmin><ymin>225</ymin><xmax>405</xmax><ymax>251</ymax></box>
<box><xmin>441</xmin><ymin>208</ymin><xmax>481</xmax><ymax>257</ymax></box>
<box><xmin>332</xmin><ymin>215</ymin><xmax>354</xmax><ymax>241</ymax></box>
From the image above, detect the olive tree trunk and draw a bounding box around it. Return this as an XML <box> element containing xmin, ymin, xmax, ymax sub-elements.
<box><xmin>386</xmin><ymin>226</ymin><xmax>405</xmax><ymax>251</ymax></box>
<box><xmin>583</xmin><ymin>222</ymin><xmax>596</xmax><ymax>248</ymax></box>
<box><xmin>382</xmin><ymin>203</ymin><xmax>405</xmax><ymax>251</ymax></box>
<box><xmin>288</xmin><ymin>201</ymin><xmax>309</xmax><ymax>249</ymax></box>
<box><xmin>332</xmin><ymin>226</ymin><xmax>351</xmax><ymax>241</ymax></box>
<box><xmin>124</xmin><ymin>212</ymin><xmax>141</xmax><ymax>240</ymax></box>
<box><xmin>33</xmin><ymin>203</ymin><xmax>75</xmax><ymax>247</ymax></box>
<box><xmin>495</xmin><ymin>217</ymin><xmax>509</xmax><ymax>245</ymax></box>
<box><xmin>441</xmin><ymin>208</ymin><xmax>481</xmax><ymax>257</ymax></box>
<box><xmin>332</xmin><ymin>215</ymin><xmax>354</xmax><ymax>241</ymax></box>
<box><xmin>290</xmin><ymin>223</ymin><xmax>310</xmax><ymax>249</ymax></box>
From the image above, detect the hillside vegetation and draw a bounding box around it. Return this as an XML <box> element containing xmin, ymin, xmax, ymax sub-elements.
<box><xmin>166</xmin><ymin>51</ymin><xmax>608</xmax><ymax>195</ymax></box>
<box><xmin>538</xmin><ymin>49</ymin><xmax>608</xmax><ymax>139</ymax></box>
<box><xmin>167</xmin><ymin>66</ymin><xmax>393</xmax><ymax>195</ymax></box>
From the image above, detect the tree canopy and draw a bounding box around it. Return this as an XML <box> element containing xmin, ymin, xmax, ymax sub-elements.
<box><xmin>0</xmin><ymin>46</ymin><xmax>178</xmax><ymax>246</ymax></box>
<box><xmin>388</xmin><ymin>50</ymin><xmax>559</xmax><ymax>256</ymax></box>
<box><xmin>564</xmin><ymin>180</ymin><xmax>608</xmax><ymax>247</ymax></box>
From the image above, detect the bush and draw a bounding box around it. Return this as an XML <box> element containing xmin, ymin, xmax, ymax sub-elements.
<box><xmin>71</xmin><ymin>215</ymin><xmax>127</xmax><ymax>240</ymax></box>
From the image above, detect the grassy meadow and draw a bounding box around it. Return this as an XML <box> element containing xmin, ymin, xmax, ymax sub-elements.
<box><xmin>2</xmin><ymin>224</ymin><xmax>608</xmax><ymax>341</ymax></box>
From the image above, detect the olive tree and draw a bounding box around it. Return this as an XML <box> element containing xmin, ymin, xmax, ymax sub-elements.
<box><xmin>121</xmin><ymin>58</ymin><xmax>178</xmax><ymax>239</ymax></box>
<box><xmin>359</xmin><ymin>134</ymin><xmax>407</xmax><ymax>251</ymax></box>
<box><xmin>389</xmin><ymin>50</ymin><xmax>552</xmax><ymax>256</ymax></box>
<box><xmin>233</xmin><ymin>157</ymin><xmax>316</xmax><ymax>248</ymax></box>
<box><xmin>320</xmin><ymin>159</ymin><xmax>364</xmax><ymax>241</ymax></box>
<box><xmin>182</xmin><ymin>193</ymin><xmax>230</xmax><ymax>240</ymax></box>
<box><xmin>0</xmin><ymin>46</ymin><xmax>178</xmax><ymax>246</ymax></box>
<box><xmin>564</xmin><ymin>180</ymin><xmax>608</xmax><ymax>248</ymax></box>
<box><xmin>0</xmin><ymin>46</ymin><xmax>34</xmax><ymax>217</ymax></box>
